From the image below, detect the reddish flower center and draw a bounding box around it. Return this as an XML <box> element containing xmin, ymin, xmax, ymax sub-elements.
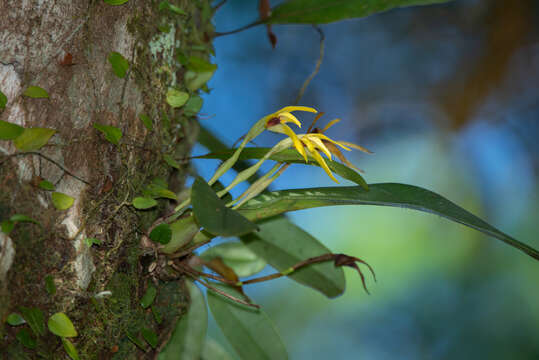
<box><xmin>266</xmin><ymin>117</ymin><xmax>281</xmax><ymax>127</ymax></box>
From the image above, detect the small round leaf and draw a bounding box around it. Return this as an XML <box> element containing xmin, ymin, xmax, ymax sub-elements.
<box><xmin>14</xmin><ymin>128</ymin><xmax>56</xmax><ymax>151</ymax></box>
<box><xmin>132</xmin><ymin>197</ymin><xmax>157</xmax><ymax>210</ymax></box>
<box><xmin>16</xmin><ymin>329</ymin><xmax>36</xmax><ymax>349</ymax></box>
<box><xmin>62</xmin><ymin>337</ymin><xmax>80</xmax><ymax>360</ymax></box>
<box><xmin>38</xmin><ymin>180</ymin><xmax>55</xmax><ymax>191</ymax></box>
<box><xmin>107</xmin><ymin>52</ymin><xmax>129</xmax><ymax>78</ymax></box>
<box><xmin>6</xmin><ymin>313</ymin><xmax>26</xmax><ymax>326</ymax></box>
<box><xmin>48</xmin><ymin>312</ymin><xmax>77</xmax><ymax>337</ymax></box>
<box><xmin>52</xmin><ymin>192</ymin><xmax>75</xmax><ymax>210</ymax></box>
<box><xmin>140</xmin><ymin>285</ymin><xmax>157</xmax><ymax>309</ymax></box>
<box><xmin>23</xmin><ymin>86</ymin><xmax>49</xmax><ymax>98</ymax></box>
<box><xmin>149</xmin><ymin>223</ymin><xmax>172</xmax><ymax>245</ymax></box>
<box><xmin>166</xmin><ymin>88</ymin><xmax>189</xmax><ymax>108</ymax></box>
<box><xmin>139</xmin><ymin>113</ymin><xmax>153</xmax><ymax>130</ymax></box>
<box><xmin>85</xmin><ymin>237</ymin><xmax>102</xmax><ymax>247</ymax></box>
<box><xmin>0</xmin><ymin>120</ymin><xmax>24</xmax><ymax>140</ymax></box>
<box><xmin>93</xmin><ymin>123</ymin><xmax>122</xmax><ymax>145</ymax></box>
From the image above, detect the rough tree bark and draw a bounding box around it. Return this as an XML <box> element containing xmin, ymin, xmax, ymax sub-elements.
<box><xmin>0</xmin><ymin>1</ymin><xmax>214</xmax><ymax>358</ymax></box>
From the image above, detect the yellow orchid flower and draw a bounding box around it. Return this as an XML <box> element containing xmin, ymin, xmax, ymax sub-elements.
<box><xmin>272</xmin><ymin>112</ymin><xmax>372</xmax><ymax>183</ymax></box>
<box><xmin>264</xmin><ymin>106</ymin><xmax>318</xmax><ymax>161</ymax></box>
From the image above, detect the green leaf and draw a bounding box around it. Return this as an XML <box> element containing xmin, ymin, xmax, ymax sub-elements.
<box><xmin>159</xmin><ymin>281</ymin><xmax>207</xmax><ymax>360</ymax></box>
<box><xmin>183</xmin><ymin>95</ymin><xmax>204</xmax><ymax>117</ymax></box>
<box><xmin>197</xmin><ymin>147</ymin><xmax>368</xmax><ymax>189</ymax></box>
<box><xmin>85</xmin><ymin>237</ymin><xmax>102</xmax><ymax>247</ymax></box>
<box><xmin>163</xmin><ymin>154</ymin><xmax>180</xmax><ymax>169</ymax></box>
<box><xmin>207</xmin><ymin>284</ymin><xmax>288</xmax><ymax>360</ymax></box>
<box><xmin>149</xmin><ymin>224</ymin><xmax>172</xmax><ymax>245</ymax></box>
<box><xmin>201</xmin><ymin>338</ymin><xmax>235</xmax><ymax>360</ymax></box>
<box><xmin>160</xmin><ymin>216</ymin><xmax>201</xmax><ymax>254</ymax></box>
<box><xmin>144</xmin><ymin>182</ymin><xmax>178</xmax><ymax>200</ymax></box>
<box><xmin>0</xmin><ymin>120</ymin><xmax>24</xmax><ymax>140</ymax></box>
<box><xmin>166</xmin><ymin>88</ymin><xmax>189</xmax><ymax>108</ymax></box>
<box><xmin>132</xmin><ymin>197</ymin><xmax>157</xmax><ymax>210</ymax></box>
<box><xmin>107</xmin><ymin>51</ymin><xmax>129</xmax><ymax>78</ymax></box>
<box><xmin>267</xmin><ymin>0</ymin><xmax>452</xmax><ymax>24</ymax></box>
<box><xmin>1</xmin><ymin>220</ymin><xmax>14</xmax><ymax>234</ymax></box>
<box><xmin>241</xmin><ymin>216</ymin><xmax>345</xmax><ymax>298</ymax></box>
<box><xmin>185</xmin><ymin>70</ymin><xmax>215</xmax><ymax>92</ymax></box>
<box><xmin>45</xmin><ymin>275</ymin><xmax>56</xmax><ymax>295</ymax></box>
<box><xmin>141</xmin><ymin>328</ymin><xmax>158</xmax><ymax>348</ymax></box>
<box><xmin>93</xmin><ymin>123</ymin><xmax>122</xmax><ymax>145</ymax></box>
<box><xmin>19</xmin><ymin>306</ymin><xmax>45</xmax><ymax>336</ymax></box>
<box><xmin>38</xmin><ymin>180</ymin><xmax>55</xmax><ymax>191</ymax></box>
<box><xmin>52</xmin><ymin>192</ymin><xmax>75</xmax><ymax>210</ymax></box>
<box><xmin>126</xmin><ymin>330</ymin><xmax>146</xmax><ymax>350</ymax></box>
<box><xmin>159</xmin><ymin>1</ymin><xmax>187</xmax><ymax>15</ymax></box>
<box><xmin>151</xmin><ymin>305</ymin><xmax>163</xmax><ymax>324</ymax></box>
<box><xmin>201</xmin><ymin>242</ymin><xmax>266</xmax><ymax>278</ymax></box>
<box><xmin>192</xmin><ymin>176</ymin><xmax>257</xmax><ymax>237</ymax></box>
<box><xmin>239</xmin><ymin>184</ymin><xmax>539</xmax><ymax>261</ymax></box>
<box><xmin>62</xmin><ymin>338</ymin><xmax>80</xmax><ymax>360</ymax></box>
<box><xmin>0</xmin><ymin>90</ymin><xmax>7</xmax><ymax>109</ymax></box>
<box><xmin>140</xmin><ymin>285</ymin><xmax>157</xmax><ymax>309</ymax></box>
<box><xmin>6</xmin><ymin>313</ymin><xmax>26</xmax><ymax>326</ymax></box>
<box><xmin>139</xmin><ymin>113</ymin><xmax>153</xmax><ymax>130</ymax></box>
<box><xmin>48</xmin><ymin>312</ymin><xmax>77</xmax><ymax>337</ymax></box>
<box><xmin>16</xmin><ymin>328</ymin><xmax>36</xmax><ymax>349</ymax></box>
<box><xmin>23</xmin><ymin>86</ymin><xmax>49</xmax><ymax>98</ymax></box>
<box><xmin>104</xmin><ymin>0</ymin><xmax>129</xmax><ymax>4</ymax></box>
<box><xmin>187</xmin><ymin>56</ymin><xmax>218</xmax><ymax>73</ymax></box>
<box><xmin>10</xmin><ymin>214</ymin><xmax>38</xmax><ymax>224</ymax></box>
<box><xmin>13</xmin><ymin>128</ymin><xmax>56</xmax><ymax>151</ymax></box>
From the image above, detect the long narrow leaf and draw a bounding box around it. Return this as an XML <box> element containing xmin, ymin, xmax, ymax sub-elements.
<box><xmin>239</xmin><ymin>183</ymin><xmax>539</xmax><ymax>260</ymax></box>
<box><xmin>267</xmin><ymin>0</ymin><xmax>452</xmax><ymax>24</ymax></box>
<box><xmin>207</xmin><ymin>284</ymin><xmax>288</xmax><ymax>360</ymax></box>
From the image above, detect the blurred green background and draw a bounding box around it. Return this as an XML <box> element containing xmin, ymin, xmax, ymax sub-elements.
<box><xmin>196</xmin><ymin>0</ymin><xmax>539</xmax><ymax>358</ymax></box>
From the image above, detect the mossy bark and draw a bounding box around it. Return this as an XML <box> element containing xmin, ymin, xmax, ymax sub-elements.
<box><xmin>0</xmin><ymin>1</ymin><xmax>214</xmax><ymax>358</ymax></box>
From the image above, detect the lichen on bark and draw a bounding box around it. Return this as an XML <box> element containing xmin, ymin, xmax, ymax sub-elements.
<box><xmin>0</xmin><ymin>0</ymin><xmax>214</xmax><ymax>358</ymax></box>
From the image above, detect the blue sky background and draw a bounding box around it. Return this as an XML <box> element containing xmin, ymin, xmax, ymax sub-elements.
<box><xmin>191</xmin><ymin>1</ymin><xmax>539</xmax><ymax>358</ymax></box>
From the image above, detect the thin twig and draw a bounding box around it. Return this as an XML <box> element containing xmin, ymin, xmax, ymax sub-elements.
<box><xmin>1</xmin><ymin>152</ymin><xmax>91</xmax><ymax>185</ymax></box>
<box><xmin>213</xmin><ymin>0</ymin><xmax>227</xmax><ymax>11</ymax></box>
<box><xmin>214</xmin><ymin>20</ymin><xmax>264</xmax><ymax>37</ymax></box>
<box><xmin>167</xmin><ymin>239</ymin><xmax>211</xmax><ymax>259</ymax></box>
<box><xmin>176</xmin><ymin>263</ymin><xmax>260</xmax><ymax>309</ymax></box>
<box><xmin>171</xmin><ymin>261</ymin><xmax>236</xmax><ymax>285</ymax></box>
<box><xmin>199</xmin><ymin>279</ymin><xmax>260</xmax><ymax>309</ymax></box>
<box><xmin>294</xmin><ymin>25</ymin><xmax>325</xmax><ymax>105</ymax></box>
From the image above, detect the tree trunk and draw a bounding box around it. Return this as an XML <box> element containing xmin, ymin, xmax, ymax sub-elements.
<box><xmin>0</xmin><ymin>1</ymin><xmax>213</xmax><ymax>358</ymax></box>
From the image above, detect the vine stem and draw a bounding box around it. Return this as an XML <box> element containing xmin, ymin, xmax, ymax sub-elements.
<box><xmin>0</xmin><ymin>151</ymin><xmax>91</xmax><ymax>185</ymax></box>
<box><xmin>294</xmin><ymin>25</ymin><xmax>325</xmax><ymax>105</ymax></box>
<box><xmin>213</xmin><ymin>20</ymin><xmax>264</xmax><ymax>37</ymax></box>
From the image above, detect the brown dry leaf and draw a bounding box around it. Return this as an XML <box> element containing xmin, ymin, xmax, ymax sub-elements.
<box><xmin>204</xmin><ymin>257</ymin><xmax>239</xmax><ymax>283</ymax></box>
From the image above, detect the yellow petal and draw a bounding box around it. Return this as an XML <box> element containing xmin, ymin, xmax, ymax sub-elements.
<box><xmin>311</xmin><ymin>147</ymin><xmax>339</xmax><ymax>183</ymax></box>
<box><xmin>276</xmin><ymin>106</ymin><xmax>318</xmax><ymax>114</ymax></box>
<box><xmin>309</xmin><ymin>133</ymin><xmax>352</xmax><ymax>151</ymax></box>
<box><xmin>337</xmin><ymin>141</ymin><xmax>373</xmax><ymax>154</ymax></box>
<box><xmin>306</xmin><ymin>135</ymin><xmax>332</xmax><ymax>160</ymax></box>
<box><xmin>282</xmin><ymin>124</ymin><xmax>307</xmax><ymax>161</ymax></box>
<box><xmin>278</xmin><ymin>112</ymin><xmax>302</xmax><ymax>128</ymax></box>
<box><xmin>322</xmin><ymin>118</ymin><xmax>341</xmax><ymax>132</ymax></box>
